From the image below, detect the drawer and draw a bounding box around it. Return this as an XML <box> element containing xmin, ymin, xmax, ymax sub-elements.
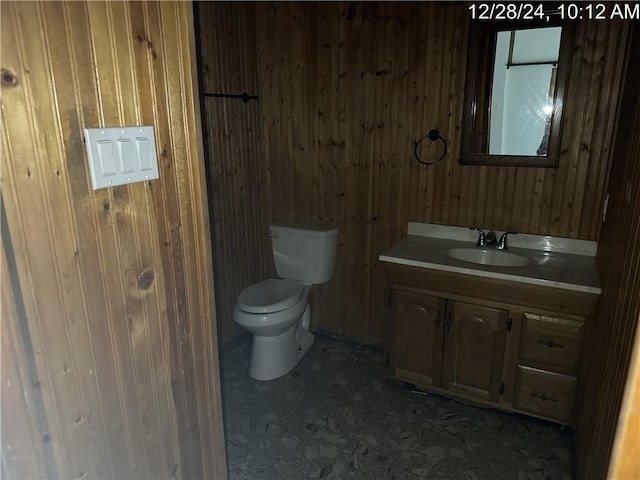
<box><xmin>519</xmin><ymin>313</ymin><xmax>584</xmax><ymax>372</ymax></box>
<box><xmin>513</xmin><ymin>365</ymin><xmax>577</xmax><ymax>424</ymax></box>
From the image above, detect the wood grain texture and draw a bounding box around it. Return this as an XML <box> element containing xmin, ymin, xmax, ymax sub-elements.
<box><xmin>608</xmin><ymin>315</ymin><xmax>640</xmax><ymax>479</ymax></box>
<box><xmin>1</xmin><ymin>2</ymin><xmax>226</xmax><ymax>478</ymax></box>
<box><xmin>389</xmin><ymin>290</ymin><xmax>443</xmax><ymax>387</ymax></box>
<box><xmin>513</xmin><ymin>366</ymin><xmax>577</xmax><ymax>424</ymax></box>
<box><xmin>441</xmin><ymin>302</ymin><xmax>507</xmax><ymax>402</ymax></box>
<box><xmin>574</xmin><ymin>23</ymin><xmax>640</xmax><ymax>480</ymax></box>
<box><xmin>255</xmin><ymin>2</ymin><xmax>629</xmax><ymax>343</ymax></box>
<box><xmin>519</xmin><ymin>314</ymin><xmax>584</xmax><ymax>374</ymax></box>
<box><xmin>195</xmin><ymin>2</ymin><xmax>271</xmax><ymax>345</ymax></box>
<box><xmin>384</xmin><ymin>263</ymin><xmax>599</xmax><ymax>319</ymax></box>
<box><xmin>1</xmin><ymin>235</ymin><xmax>51</xmax><ymax>479</ymax></box>
<box><xmin>385</xmin><ymin>264</ymin><xmax>591</xmax><ymax>419</ymax></box>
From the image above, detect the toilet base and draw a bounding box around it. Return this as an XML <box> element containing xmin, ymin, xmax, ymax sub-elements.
<box><xmin>248</xmin><ymin>305</ymin><xmax>314</xmax><ymax>381</ymax></box>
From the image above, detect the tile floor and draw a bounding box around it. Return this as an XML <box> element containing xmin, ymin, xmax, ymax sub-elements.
<box><xmin>222</xmin><ymin>334</ymin><xmax>573</xmax><ymax>480</ymax></box>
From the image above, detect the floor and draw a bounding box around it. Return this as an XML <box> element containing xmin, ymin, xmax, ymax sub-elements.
<box><xmin>222</xmin><ymin>333</ymin><xmax>573</xmax><ymax>480</ymax></box>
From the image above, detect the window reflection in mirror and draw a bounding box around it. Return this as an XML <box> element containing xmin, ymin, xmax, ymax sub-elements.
<box><xmin>460</xmin><ymin>19</ymin><xmax>574</xmax><ymax>167</ymax></box>
<box><xmin>489</xmin><ymin>27</ymin><xmax>562</xmax><ymax>156</ymax></box>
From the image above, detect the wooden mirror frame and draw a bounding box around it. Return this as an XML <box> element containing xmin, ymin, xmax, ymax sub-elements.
<box><xmin>459</xmin><ymin>19</ymin><xmax>575</xmax><ymax>167</ymax></box>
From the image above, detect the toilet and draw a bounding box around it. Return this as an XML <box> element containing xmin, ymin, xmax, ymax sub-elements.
<box><xmin>233</xmin><ymin>223</ymin><xmax>339</xmax><ymax>381</ymax></box>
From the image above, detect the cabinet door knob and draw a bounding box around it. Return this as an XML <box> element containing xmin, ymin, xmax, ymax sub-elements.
<box><xmin>536</xmin><ymin>339</ymin><xmax>565</xmax><ymax>349</ymax></box>
<box><xmin>531</xmin><ymin>391</ymin><xmax>558</xmax><ymax>402</ymax></box>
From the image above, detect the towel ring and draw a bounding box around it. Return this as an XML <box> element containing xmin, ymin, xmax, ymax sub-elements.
<box><xmin>414</xmin><ymin>129</ymin><xmax>447</xmax><ymax>166</ymax></box>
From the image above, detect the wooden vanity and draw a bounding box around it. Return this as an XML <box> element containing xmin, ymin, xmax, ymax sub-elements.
<box><xmin>381</xmin><ymin>224</ymin><xmax>600</xmax><ymax>426</ymax></box>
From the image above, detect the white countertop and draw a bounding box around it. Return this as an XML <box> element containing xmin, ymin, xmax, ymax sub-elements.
<box><xmin>379</xmin><ymin>223</ymin><xmax>601</xmax><ymax>294</ymax></box>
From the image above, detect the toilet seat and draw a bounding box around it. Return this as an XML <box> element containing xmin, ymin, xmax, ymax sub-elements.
<box><xmin>237</xmin><ymin>278</ymin><xmax>305</xmax><ymax>314</ymax></box>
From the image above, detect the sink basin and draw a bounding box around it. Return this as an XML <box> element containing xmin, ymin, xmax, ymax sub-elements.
<box><xmin>447</xmin><ymin>248</ymin><xmax>530</xmax><ymax>267</ymax></box>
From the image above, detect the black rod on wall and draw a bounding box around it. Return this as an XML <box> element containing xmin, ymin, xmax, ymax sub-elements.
<box><xmin>200</xmin><ymin>92</ymin><xmax>258</xmax><ymax>103</ymax></box>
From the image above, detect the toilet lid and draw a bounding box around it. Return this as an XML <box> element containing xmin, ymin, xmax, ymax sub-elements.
<box><xmin>237</xmin><ymin>279</ymin><xmax>305</xmax><ymax>314</ymax></box>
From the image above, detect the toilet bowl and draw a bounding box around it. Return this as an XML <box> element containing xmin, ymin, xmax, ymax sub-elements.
<box><xmin>234</xmin><ymin>279</ymin><xmax>314</xmax><ymax>380</ymax></box>
<box><xmin>233</xmin><ymin>223</ymin><xmax>338</xmax><ymax>381</ymax></box>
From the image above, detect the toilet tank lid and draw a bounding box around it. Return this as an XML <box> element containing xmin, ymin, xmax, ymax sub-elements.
<box><xmin>270</xmin><ymin>223</ymin><xmax>338</xmax><ymax>238</ymax></box>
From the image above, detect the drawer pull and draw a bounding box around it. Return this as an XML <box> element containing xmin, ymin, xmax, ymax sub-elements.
<box><xmin>531</xmin><ymin>391</ymin><xmax>558</xmax><ymax>402</ymax></box>
<box><xmin>536</xmin><ymin>339</ymin><xmax>565</xmax><ymax>349</ymax></box>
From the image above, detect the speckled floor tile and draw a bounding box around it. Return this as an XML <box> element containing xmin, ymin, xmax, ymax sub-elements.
<box><xmin>222</xmin><ymin>334</ymin><xmax>573</xmax><ymax>480</ymax></box>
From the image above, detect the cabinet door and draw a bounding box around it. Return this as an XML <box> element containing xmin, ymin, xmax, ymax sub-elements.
<box><xmin>441</xmin><ymin>301</ymin><xmax>508</xmax><ymax>402</ymax></box>
<box><xmin>390</xmin><ymin>290</ymin><xmax>444</xmax><ymax>387</ymax></box>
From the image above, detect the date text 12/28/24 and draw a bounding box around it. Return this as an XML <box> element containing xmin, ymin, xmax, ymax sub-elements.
<box><xmin>469</xmin><ymin>3</ymin><xmax>639</xmax><ymax>21</ymax></box>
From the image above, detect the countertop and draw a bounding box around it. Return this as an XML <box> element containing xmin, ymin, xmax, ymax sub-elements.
<box><xmin>379</xmin><ymin>223</ymin><xmax>601</xmax><ymax>294</ymax></box>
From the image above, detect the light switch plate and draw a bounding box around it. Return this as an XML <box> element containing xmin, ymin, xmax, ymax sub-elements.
<box><xmin>83</xmin><ymin>126</ymin><xmax>160</xmax><ymax>190</ymax></box>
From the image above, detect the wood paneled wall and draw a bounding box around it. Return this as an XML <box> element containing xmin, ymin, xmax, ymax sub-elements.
<box><xmin>196</xmin><ymin>2</ymin><xmax>271</xmax><ymax>344</ymax></box>
<box><xmin>575</xmin><ymin>23</ymin><xmax>640</xmax><ymax>480</ymax></box>
<box><xmin>1</xmin><ymin>236</ymin><xmax>52</xmax><ymax>478</ymax></box>
<box><xmin>255</xmin><ymin>2</ymin><xmax>629</xmax><ymax>343</ymax></box>
<box><xmin>608</xmin><ymin>317</ymin><xmax>640</xmax><ymax>478</ymax></box>
<box><xmin>1</xmin><ymin>2</ymin><xmax>226</xmax><ymax>478</ymax></box>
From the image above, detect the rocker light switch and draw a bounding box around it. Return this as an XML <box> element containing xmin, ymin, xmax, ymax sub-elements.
<box><xmin>84</xmin><ymin>126</ymin><xmax>159</xmax><ymax>190</ymax></box>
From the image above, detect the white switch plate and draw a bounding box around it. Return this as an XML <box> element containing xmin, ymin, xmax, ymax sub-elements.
<box><xmin>83</xmin><ymin>126</ymin><xmax>160</xmax><ymax>190</ymax></box>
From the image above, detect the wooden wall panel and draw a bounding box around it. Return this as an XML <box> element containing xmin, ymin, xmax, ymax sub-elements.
<box><xmin>575</xmin><ymin>24</ymin><xmax>640</xmax><ymax>480</ymax></box>
<box><xmin>608</xmin><ymin>317</ymin><xmax>640</xmax><ymax>479</ymax></box>
<box><xmin>256</xmin><ymin>2</ymin><xmax>629</xmax><ymax>343</ymax></box>
<box><xmin>1</xmin><ymin>234</ymin><xmax>52</xmax><ymax>479</ymax></box>
<box><xmin>196</xmin><ymin>2</ymin><xmax>271</xmax><ymax>345</ymax></box>
<box><xmin>1</xmin><ymin>2</ymin><xmax>226</xmax><ymax>479</ymax></box>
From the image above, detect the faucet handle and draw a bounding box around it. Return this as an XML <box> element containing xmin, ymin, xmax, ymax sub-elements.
<box><xmin>470</xmin><ymin>227</ymin><xmax>486</xmax><ymax>247</ymax></box>
<box><xmin>498</xmin><ymin>231</ymin><xmax>518</xmax><ymax>250</ymax></box>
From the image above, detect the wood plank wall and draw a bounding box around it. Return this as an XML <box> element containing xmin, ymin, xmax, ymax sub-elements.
<box><xmin>1</xmin><ymin>2</ymin><xmax>226</xmax><ymax>479</ymax></box>
<box><xmin>575</xmin><ymin>23</ymin><xmax>640</xmax><ymax>480</ymax></box>
<box><xmin>1</xmin><ymin>236</ymin><xmax>51</xmax><ymax>478</ymax></box>
<box><xmin>255</xmin><ymin>2</ymin><xmax>629</xmax><ymax>343</ymax></box>
<box><xmin>195</xmin><ymin>2</ymin><xmax>271</xmax><ymax>343</ymax></box>
<box><xmin>608</xmin><ymin>316</ymin><xmax>640</xmax><ymax>479</ymax></box>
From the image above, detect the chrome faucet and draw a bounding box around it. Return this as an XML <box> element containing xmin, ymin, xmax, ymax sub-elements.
<box><xmin>497</xmin><ymin>231</ymin><xmax>518</xmax><ymax>250</ymax></box>
<box><xmin>470</xmin><ymin>227</ymin><xmax>486</xmax><ymax>246</ymax></box>
<box><xmin>470</xmin><ymin>227</ymin><xmax>518</xmax><ymax>250</ymax></box>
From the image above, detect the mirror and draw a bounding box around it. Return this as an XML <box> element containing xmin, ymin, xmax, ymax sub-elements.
<box><xmin>460</xmin><ymin>19</ymin><xmax>575</xmax><ymax>167</ymax></box>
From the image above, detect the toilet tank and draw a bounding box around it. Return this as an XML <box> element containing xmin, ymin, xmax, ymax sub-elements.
<box><xmin>269</xmin><ymin>223</ymin><xmax>339</xmax><ymax>284</ymax></box>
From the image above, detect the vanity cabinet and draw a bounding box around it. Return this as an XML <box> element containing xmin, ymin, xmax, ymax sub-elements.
<box><xmin>384</xmin><ymin>263</ymin><xmax>597</xmax><ymax>425</ymax></box>
<box><xmin>389</xmin><ymin>290</ymin><xmax>508</xmax><ymax>405</ymax></box>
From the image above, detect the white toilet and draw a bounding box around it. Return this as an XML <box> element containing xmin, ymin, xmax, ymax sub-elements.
<box><xmin>233</xmin><ymin>223</ymin><xmax>339</xmax><ymax>381</ymax></box>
